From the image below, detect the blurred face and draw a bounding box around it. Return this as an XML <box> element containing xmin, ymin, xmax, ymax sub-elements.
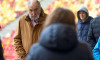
<box><xmin>28</xmin><ymin>1</ymin><xmax>41</xmax><ymax>20</ymax></box>
<box><xmin>79</xmin><ymin>11</ymin><xmax>87</xmax><ymax>22</ymax></box>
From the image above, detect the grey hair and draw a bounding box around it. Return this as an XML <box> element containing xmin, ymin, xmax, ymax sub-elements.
<box><xmin>27</xmin><ymin>0</ymin><xmax>41</xmax><ymax>9</ymax></box>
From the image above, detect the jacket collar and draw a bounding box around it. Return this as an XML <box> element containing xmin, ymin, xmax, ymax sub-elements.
<box><xmin>78</xmin><ymin>16</ymin><xmax>93</xmax><ymax>23</ymax></box>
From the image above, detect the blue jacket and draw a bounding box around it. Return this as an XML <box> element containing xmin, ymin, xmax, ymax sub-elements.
<box><xmin>26</xmin><ymin>24</ymin><xmax>93</xmax><ymax>60</ymax></box>
<box><xmin>77</xmin><ymin>6</ymin><xmax>93</xmax><ymax>42</ymax></box>
<box><xmin>93</xmin><ymin>37</ymin><xmax>100</xmax><ymax>60</ymax></box>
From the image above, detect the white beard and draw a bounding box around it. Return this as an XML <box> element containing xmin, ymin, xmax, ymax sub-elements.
<box><xmin>29</xmin><ymin>12</ymin><xmax>40</xmax><ymax>21</ymax></box>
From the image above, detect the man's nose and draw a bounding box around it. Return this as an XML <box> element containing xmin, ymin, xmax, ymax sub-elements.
<box><xmin>32</xmin><ymin>11</ymin><xmax>36</xmax><ymax>15</ymax></box>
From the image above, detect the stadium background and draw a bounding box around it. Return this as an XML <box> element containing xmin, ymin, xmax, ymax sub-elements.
<box><xmin>0</xmin><ymin>0</ymin><xmax>100</xmax><ymax>60</ymax></box>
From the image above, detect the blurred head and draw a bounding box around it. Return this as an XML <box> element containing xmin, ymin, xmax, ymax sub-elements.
<box><xmin>79</xmin><ymin>11</ymin><xmax>87</xmax><ymax>22</ymax></box>
<box><xmin>44</xmin><ymin>7</ymin><xmax>75</xmax><ymax>28</ymax></box>
<box><xmin>27</xmin><ymin>0</ymin><xmax>41</xmax><ymax>20</ymax></box>
<box><xmin>77</xmin><ymin>6</ymin><xmax>88</xmax><ymax>22</ymax></box>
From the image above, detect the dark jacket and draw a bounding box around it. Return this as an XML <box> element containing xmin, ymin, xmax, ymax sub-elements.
<box><xmin>27</xmin><ymin>24</ymin><xmax>94</xmax><ymax>60</ymax></box>
<box><xmin>77</xmin><ymin>6</ymin><xmax>93</xmax><ymax>42</ymax></box>
<box><xmin>0</xmin><ymin>38</ymin><xmax>4</xmax><ymax>60</ymax></box>
<box><xmin>87</xmin><ymin>16</ymin><xmax>100</xmax><ymax>49</ymax></box>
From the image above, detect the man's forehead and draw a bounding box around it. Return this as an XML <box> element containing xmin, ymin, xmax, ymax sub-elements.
<box><xmin>79</xmin><ymin>11</ymin><xmax>87</xmax><ymax>14</ymax></box>
<box><xmin>79</xmin><ymin>11</ymin><xmax>86</xmax><ymax>13</ymax></box>
<box><xmin>28</xmin><ymin>1</ymin><xmax>40</xmax><ymax>8</ymax></box>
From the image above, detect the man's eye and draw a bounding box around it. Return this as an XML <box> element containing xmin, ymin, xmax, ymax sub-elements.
<box><xmin>30</xmin><ymin>10</ymin><xmax>32</xmax><ymax>12</ymax></box>
<box><xmin>35</xmin><ymin>8</ymin><xmax>38</xmax><ymax>11</ymax></box>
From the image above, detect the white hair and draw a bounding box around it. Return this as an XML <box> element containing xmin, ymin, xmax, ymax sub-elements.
<box><xmin>27</xmin><ymin>0</ymin><xmax>41</xmax><ymax>9</ymax></box>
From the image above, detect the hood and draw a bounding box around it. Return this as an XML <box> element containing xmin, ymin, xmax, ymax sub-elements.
<box><xmin>39</xmin><ymin>24</ymin><xmax>78</xmax><ymax>52</ymax></box>
<box><xmin>77</xmin><ymin>6</ymin><xmax>89</xmax><ymax>21</ymax></box>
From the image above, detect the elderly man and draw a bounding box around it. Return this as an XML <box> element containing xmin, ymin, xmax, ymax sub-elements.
<box><xmin>14</xmin><ymin>0</ymin><xmax>47</xmax><ymax>60</ymax></box>
<box><xmin>77</xmin><ymin>6</ymin><xmax>93</xmax><ymax>43</ymax></box>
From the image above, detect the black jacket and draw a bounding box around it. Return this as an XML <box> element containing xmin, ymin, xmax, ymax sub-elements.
<box><xmin>87</xmin><ymin>16</ymin><xmax>100</xmax><ymax>49</ymax></box>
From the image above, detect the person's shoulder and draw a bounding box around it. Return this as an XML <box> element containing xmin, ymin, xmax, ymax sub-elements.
<box><xmin>78</xmin><ymin>41</ymin><xmax>92</xmax><ymax>52</ymax></box>
<box><xmin>42</xmin><ymin>13</ymin><xmax>48</xmax><ymax>19</ymax></box>
<box><xmin>93</xmin><ymin>16</ymin><xmax>100</xmax><ymax>20</ymax></box>
<box><xmin>30</xmin><ymin>43</ymin><xmax>40</xmax><ymax>51</ymax></box>
<box><xmin>95</xmin><ymin>16</ymin><xmax>100</xmax><ymax>19</ymax></box>
<box><xmin>45</xmin><ymin>13</ymin><xmax>48</xmax><ymax>17</ymax></box>
<box><xmin>27</xmin><ymin>43</ymin><xmax>39</xmax><ymax>60</ymax></box>
<box><xmin>79</xmin><ymin>41</ymin><xmax>89</xmax><ymax>47</ymax></box>
<box><xmin>88</xmin><ymin>16</ymin><xmax>93</xmax><ymax>19</ymax></box>
<box><xmin>39</xmin><ymin>13</ymin><xmax>48</xmax><ymax>24</ymax></box>
<box><xmin>29</xmin><ymin>43</ymin><xmax>41</xmax><ymax>56</ymax></box>
<box><xmin>19</xmin><ymin>14</ymin><xmax>28</xmax><ymax>22</ymax></box>
<box><xmin>42</xmin><ymin>13</ymin><xmax>47</xmax><ymax>20</ymax></box>
<box><xmin>90</xmin><ymin>16</ymin><xmax>100</xmax><ymax>23</ymax></box>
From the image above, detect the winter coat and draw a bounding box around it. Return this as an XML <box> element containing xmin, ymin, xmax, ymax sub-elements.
<box><xmin>93</xmin><ymin>37</ymin><xmax>100</xmax><ymax>60</ymax></box>
<box><xmin>14</xmin><ymin>8</ymin><xmax>47</xmax><ymax>60</ymax></box>
<box><xmin>27</xmin><ymin>24</ymin><xmax>94</xmax><ymax>60</ymax></box>
<box><xmin>87</xmin><ymin>16</ymin><xmax>100</xmax><ymax>49</ymax></box>
<box><xmin>77</xmin><ymin>6</ymin><xmax>93</xmax><ymax>42</ymax></box>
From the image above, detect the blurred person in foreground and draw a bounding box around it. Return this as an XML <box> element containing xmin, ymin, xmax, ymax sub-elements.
<box><xmin>26</xmin><ymin>7</ymin><xmax>94</xmax><ymax>60</ymax></box>
<box><xmin>14</xmin><ymin>0</ymin><xmax>47</xmax><ymax>60</ymax></box>
<box><xmin>93</xmin><ymin>37</ymin><xmax>100</xmax><ymax>60</ymax></box>
<box><xmin>77</xmin><ymin>6</ymin><xmax>93</xmax><ymax>42</ymax></box>
<box><xmin>0</xmin><ymin>38</ymin><xmax>4</xmax><ymax>60</ymax></box>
